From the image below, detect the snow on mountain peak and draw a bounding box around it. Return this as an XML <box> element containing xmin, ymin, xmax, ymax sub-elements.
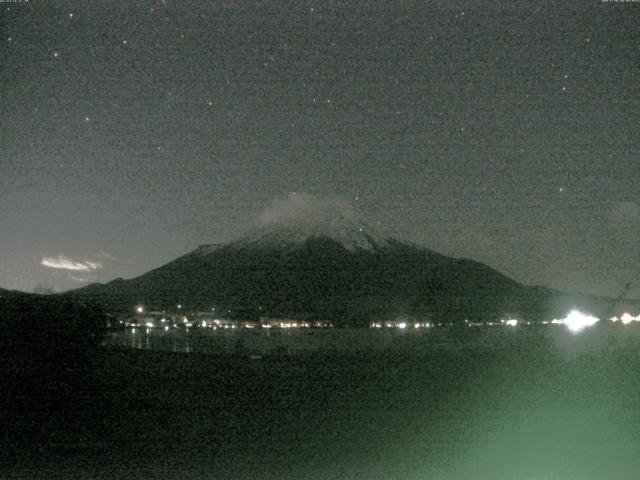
<box><xmin>193</xmin><ymin>194</ymin><xmax>393</xmax><ymax>255</ymax></box>
<box><xmin>247</xmin><ymin>193</ymin><xmax>390</xmax><ymax>251</ymax></box>
<box><xmin>240</xmin><ymin>216</ymin><xmax>390</xmax><ymax>252</ymax></box>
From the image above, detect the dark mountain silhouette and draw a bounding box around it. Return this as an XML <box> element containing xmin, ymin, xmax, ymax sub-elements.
<box><xmin>64</xmin><ymin>221</ymin><xmax>630</xmax><ymax>325</ymax></box>
<box><xmin>0</xmin><ymin>289</ymin><xmax>107</xmax><ymax>359</ymax></box>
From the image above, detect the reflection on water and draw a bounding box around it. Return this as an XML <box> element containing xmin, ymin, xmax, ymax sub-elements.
<box><xmin>106</xmin><ymin>325</ymin><xmax>501</xmax><ymax>356</ymax></box>
<box><xmin>105</xmin><ymin>322</ymin><xmax>640</xmax><ymax>357</ymax></box>
<box><xmin>120</xmin><ymin>327</ymin><xmax>199</xmax><ymax>353</ymax></box>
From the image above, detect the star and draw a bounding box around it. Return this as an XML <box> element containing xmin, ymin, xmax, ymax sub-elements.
<box><xmin>68</xmin><ymin>13</ymin><xmax>74</xmax><ymax>18</ymax></box>
<box><xmin>84</xmin><ymin>116</ymin><xmax>90</xmax><ymax>122</ymax></box>
<box><xmin>53</xmin><ymin>51</ymin><xmax>60</xmax><ymax>58</ymax></box>
<box><xmin>559</xmin><ymin>186</ymin><xmax>565</xmax><ymax>193</ymax></box>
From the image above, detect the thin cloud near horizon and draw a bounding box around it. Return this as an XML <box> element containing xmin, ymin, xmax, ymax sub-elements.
<box><xmin>41</xmin><ymin>255</ymin><xmax>103</xmax><ymax>272</ymax></box>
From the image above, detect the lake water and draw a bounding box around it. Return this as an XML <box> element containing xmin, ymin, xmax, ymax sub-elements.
<box><xmin>7</xmin><ymin>323</ymin><xmax>640</xmax><ymax>480</ymax></box>
<box><xmin>104</xmin><ymin>325</ymin><xmax>489</xmax><ymax>355</ymax></box>
<box><xmin>104</xmin><ymin>322</ymin><xmax>640</xmax><ymax>357</ymax></box>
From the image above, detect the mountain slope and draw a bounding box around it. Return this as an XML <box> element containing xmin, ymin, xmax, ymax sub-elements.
<box><xmin>66</xmin><ymin>221</ymin><xmax>625</xmax><ymax>324</ymax></box>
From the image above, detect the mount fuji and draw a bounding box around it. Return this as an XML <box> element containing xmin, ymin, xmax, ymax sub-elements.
<box><xmin>67</xmin><ymin>214</ymin><xmax>620</xmax><ymax>325</ymax></box>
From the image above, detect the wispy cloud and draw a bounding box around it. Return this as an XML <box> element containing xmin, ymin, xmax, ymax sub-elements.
<box><xmin>41</xmin><ymin>255</ymin><xmax>103</xmax><ymax>272</ymax></box>
<box><xmin>260</xmin><ymin>193</ymin><xmax>357</xmax><ymax>226</ymax></box>
<box><xmin>69</xmin><ymin>275</ymin><xmax>90</xmax><ymax>282</ymax></box>
<box><xmin>96</xmin><ymin>250</ymin><xmax>116</xmax><ymax>260</ymax></box>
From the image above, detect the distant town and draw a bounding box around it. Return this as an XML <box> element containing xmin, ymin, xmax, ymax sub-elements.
<box><xmin>120</xmin><ymin>305</ymin><xmax>335</xmax><ymax>331</ymax></box>
<box><xmin>116</xmin><ymin>305</ymin><xmax>640</xmax><ymax>333</ymax></box>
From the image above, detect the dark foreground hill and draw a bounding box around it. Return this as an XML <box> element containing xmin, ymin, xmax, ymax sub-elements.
<box><xmin>0</xmin><ymin>290</ymin><xmax>107</xmax><ymax>369</ymax></box>
<box><xmin>64</xmin><ymin>221</ymin><xmax>632</xmax><ymax>324</ymax></box>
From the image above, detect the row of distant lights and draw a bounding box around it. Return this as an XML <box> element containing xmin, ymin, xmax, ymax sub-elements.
<box><xmin>518</xmin><ymin>311</ymin><xmax>638</xmax><ymax>333</ymax></box>
<box><xmin>473</xmin><ymin>311</ymin><xmax>602</xmax><ymax>333</ymax></box>
<box><xmin>482</xmin><ymin>311</ymin><xmax>640</xmax><ymax>333</ymax></box>
<box><xmin>134</xmin><ymin>306</ymin><xmax>639</xmax><ymax>335</ymax></box>
<box><xmin>374</xmin><ymin>310</ymin><xmax>640</xmax><ymax>334</ymax></box>
<box><xmin>132</xmin><ymin>322</ymin><xmax>330</xmax><ymax>332</ymax></box>
<box><xmin>370</xmin><ymin>322</ymin><xmax>432</xmax><ymax>329</ymax></box>
<box><xmin>610</xmin><ymin>313</ymin><xmax>640</xmax><ymax>325</ymax></box>
<box><xmin>134</xmin><ymin>319</ymin><xmax>235</xmax><ymax>333</ymax></box>
<box><xmin>133</xmin><ymin>306</ymin><xmax>331</xmax><ymax>331</ymax></box>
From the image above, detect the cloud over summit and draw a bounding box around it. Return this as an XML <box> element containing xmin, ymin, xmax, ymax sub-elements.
<box><xmin>259</xmin><ymin>193</ymin><xmax>358</xmax><ymax>227</ymax></box>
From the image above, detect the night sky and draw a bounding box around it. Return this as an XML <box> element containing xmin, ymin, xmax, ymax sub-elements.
<box><xmin>1</xmin><ymin>1</ymin><xmax>639</xmax><ymax>299</ymax></box>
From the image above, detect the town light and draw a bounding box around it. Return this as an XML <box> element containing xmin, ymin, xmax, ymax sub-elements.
<box><xmin>621</xmin><ymin>313</ymin><xmax>640</xmax><ymax>325</ymax></box>
<box><xmin>562</xmin><ymin>310</ymin><xmax>599</xmax><ymax>333</ymax></box>
<box><xmin>135</xmin><ymin>305</ymin><xmax>144</xmax><ymax>314</ymax></box>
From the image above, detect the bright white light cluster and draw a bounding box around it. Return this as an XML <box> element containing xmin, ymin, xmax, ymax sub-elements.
<box><xmin>504</xmin><ymin>319</ymin><xmax>519</xmax><ymax>327</ymax></box>
<box><xmin>553</xmin><ymin>310</ymin><xmax>600</xmax><ymax>333</ymax></box>
<box><xmin>610</xmin><ymin>313</ymin><xmax>640</xmax><ymax>325</ymax></box>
